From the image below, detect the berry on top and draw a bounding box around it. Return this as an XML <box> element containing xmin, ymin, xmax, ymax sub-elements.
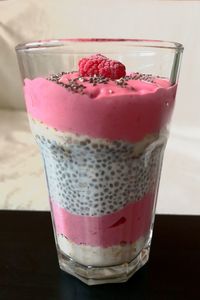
<box><xmin>78</xmin><ymin>54</ymin><xmax>126</xmax><ymax>80</ymax></box>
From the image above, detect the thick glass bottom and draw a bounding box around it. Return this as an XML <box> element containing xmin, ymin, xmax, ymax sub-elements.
<box><xmin>58</xmin><ymin>243</ymin><xmax>150</xmax><ymax>285</ymax></box>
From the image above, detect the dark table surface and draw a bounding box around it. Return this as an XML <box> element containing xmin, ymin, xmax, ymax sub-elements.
<box><xmin>0</xmin><ymin>211</ymin><xmax>199</xmax><ymax>300</ymax></box>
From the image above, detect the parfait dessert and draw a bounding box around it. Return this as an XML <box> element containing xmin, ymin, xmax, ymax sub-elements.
<box><xmin>19</xmin><ymin>45</ymin><xmax>181</xmax><ymax>285</ymax></box>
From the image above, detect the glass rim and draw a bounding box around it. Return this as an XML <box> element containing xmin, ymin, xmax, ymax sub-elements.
<box><xmin>15</xmin><ymin>38</ymin><xmax>184</xmax><ymax>52</ymax></box>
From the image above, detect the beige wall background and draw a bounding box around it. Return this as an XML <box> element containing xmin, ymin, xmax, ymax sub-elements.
<box><xmin>0</xmin><ymin>0</ymin><xmax>199</xmax><ymax>213</ymax></box>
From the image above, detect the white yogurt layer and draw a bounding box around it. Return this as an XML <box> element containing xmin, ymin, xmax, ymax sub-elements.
<box><xmin>57</xmin><ymin>234</ymin><xmax>147</xmax><ymax>267</ymax></box>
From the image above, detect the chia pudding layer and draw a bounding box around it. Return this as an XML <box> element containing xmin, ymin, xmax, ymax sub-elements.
<box><xmin>24</xmin><ymin>67</ymin><xmax>176</xmax><ymax>267</ymax></box>
<box><xmin>30</xmin><ymin>117</ymin><xmax>165</xmax><ymax>216</ymax></box>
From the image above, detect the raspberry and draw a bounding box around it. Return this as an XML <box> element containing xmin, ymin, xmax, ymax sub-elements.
<box><xmin>78</xmin><ymin>54</ymin><xmax>126</xmax><ymax>80</ymax></box>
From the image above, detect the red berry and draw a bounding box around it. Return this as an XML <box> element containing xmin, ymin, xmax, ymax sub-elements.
<box><xmin>78</xmin><ymin>54</ymin><xmax>126</xmax><ymax>80</ymax></box>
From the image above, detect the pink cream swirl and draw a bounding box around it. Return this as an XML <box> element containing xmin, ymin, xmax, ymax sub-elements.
<box><xmin>51</xmin><ymin>193</ymin><xmax>154</xmax><ymax>247</ymax></box>
<box><xmin>24</xmin><ymin>73</ymin><xmax>176</xmax><ymax>143</ymax></box>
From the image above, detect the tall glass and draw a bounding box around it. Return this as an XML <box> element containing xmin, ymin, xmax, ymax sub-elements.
<box><xmin>16</xmin><ymin>39</ymin><xmax>183</xmax><ymax>285</ymax></box>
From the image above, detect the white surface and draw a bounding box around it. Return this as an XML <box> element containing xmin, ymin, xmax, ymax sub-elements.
<box><xmin>0</xmin><ymin>109</ymin><xmax>199</xmax><ymax>214</ymax></box>
<box><xmin>0</xmin><ymin>110</ymin><xmax>49</xmax><ymax>210</ymax></box>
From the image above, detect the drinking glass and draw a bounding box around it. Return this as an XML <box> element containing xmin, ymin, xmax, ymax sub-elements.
<box><xmin>16</xmin><ymin>39</ymin><xmax>183</xmax><ymax>285</ymax></box>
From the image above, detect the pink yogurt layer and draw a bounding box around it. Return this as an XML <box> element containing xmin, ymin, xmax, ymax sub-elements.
<box><xmin>51</xmin><ymin>193</ymin><xmax>154</xmax><ymax>248</ymax></box>
<box><xmin>24</xmin><ymin>73</ymin><xmax>177</xmax><ymax>143</ymax></box>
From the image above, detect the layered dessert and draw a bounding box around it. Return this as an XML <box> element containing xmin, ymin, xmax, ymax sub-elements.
<box><xmin>24</xmin><ymin>54</ymin><xmax>177</xmax><ymax>267</ymax></box>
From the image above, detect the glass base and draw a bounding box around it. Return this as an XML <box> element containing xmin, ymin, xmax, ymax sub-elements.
<box><xmin>58</xmin><ymin>244</ymin><xmax>150</xmax><ymax>285</ymax></box>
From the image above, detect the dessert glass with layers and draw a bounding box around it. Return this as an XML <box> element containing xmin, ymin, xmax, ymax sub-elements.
<box><xmin>16</xmin><ymin>39</ymin><xmax>183</xmax><ymax>285</ymax></box>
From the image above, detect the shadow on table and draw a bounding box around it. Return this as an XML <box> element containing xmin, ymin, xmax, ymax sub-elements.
<box><xmin>58</xmin><ymin>265</ymin><xmax>149</xmax><ymax>300</ymax></box>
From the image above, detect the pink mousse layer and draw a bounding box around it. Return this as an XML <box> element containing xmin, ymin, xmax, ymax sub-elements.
<box><xmin>51</xmin><ymin>193</ymin><xmax>154</xmax><ymax>247</ymax></box>
<box><xmin>24</xmin><ymin>73</ymin><xmax>176</xmax><ymax>143</ymax></box>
